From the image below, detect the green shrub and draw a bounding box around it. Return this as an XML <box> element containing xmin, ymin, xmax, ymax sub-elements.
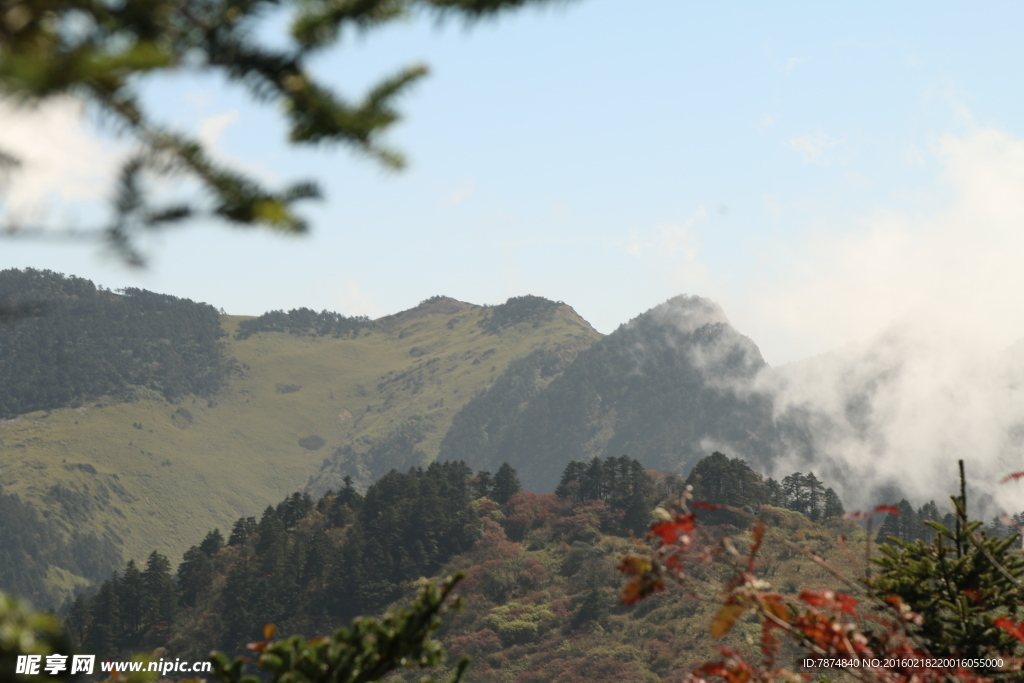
<box><xmin>298</xmin><ymin>435</ymin><xmax>326</xmax><ymax>451</ymax></box>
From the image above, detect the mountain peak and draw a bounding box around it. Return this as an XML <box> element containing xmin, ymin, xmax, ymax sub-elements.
<box><xmin>376</xmin><ymin>296</ymin><xmax>476</xmax><ymax>328</ymax></box>
<box><xmin>619</xmin><ymin>295</ymin><xmax>730</xmax><ymax>338</ymax></box>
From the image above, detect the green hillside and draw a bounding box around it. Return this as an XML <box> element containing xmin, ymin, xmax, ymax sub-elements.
<box><xmin>0</xmin><ymin>280</ymin><xmax>600</xmax><ymax>607</ymax></box>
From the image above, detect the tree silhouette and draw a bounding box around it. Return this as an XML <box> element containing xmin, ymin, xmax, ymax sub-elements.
<box><xmin>493</xmin><ymin>463</ymin><xmax>522</xmax><ymax>504</ymax></box>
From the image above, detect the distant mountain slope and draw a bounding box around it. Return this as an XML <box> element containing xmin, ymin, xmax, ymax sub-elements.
<box><xmin>306</xmin><ymin>296</ymin><xmax>598</xmax><ymax>493</ymax></box>
<box><xmin>0</xmin><ymin>283</ymin><xmax>600</xmax><ymax>607</ymax></box>
<box><xmin>438</xmin><ymin>296</ymin><xmax>780</xmax><ymax>491</ymax></box>
<box><xmin>0</xmin><ymin>268</ymin><xmax>228</xmax><ymax>417</ymax></box>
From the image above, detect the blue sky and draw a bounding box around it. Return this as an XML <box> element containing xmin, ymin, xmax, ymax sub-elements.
<box><xmin>3</xmin><ymin>1</ymin><xmax>1024</xmax><ymax>365</ymax></box>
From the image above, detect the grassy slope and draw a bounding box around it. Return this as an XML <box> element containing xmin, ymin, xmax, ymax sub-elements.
<box><xmin>0</xmin><ymin>301</ymin><xmax>600</xmax><ymax>603</ymax></box>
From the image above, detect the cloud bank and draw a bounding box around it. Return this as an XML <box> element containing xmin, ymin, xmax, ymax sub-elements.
<box><xmin>728</xmin><ymin>124</ymin><xmax>1024</xmax><ymax>517</ymax></box>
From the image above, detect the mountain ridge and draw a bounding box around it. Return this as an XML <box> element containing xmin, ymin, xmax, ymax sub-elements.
<box><xmin>0</xmin><ymin>271</ymin><xmax>602</xmax><ymax>607</ymax></box>
<box><xmin>437</xmin><ymin>294</ymin><xmax>780</xmax><ymax>492</ymax></box>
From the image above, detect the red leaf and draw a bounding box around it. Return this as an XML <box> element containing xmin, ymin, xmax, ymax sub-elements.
<box><xmin>835</xmin><ymin>592</ymin><xmax>858</xmax><ymax>615</ymax></box>
<box><xmin>842</xmin><ymin>511</ymin><xmax>868</xmax><ymax>520</ymax></box>
<box><xmin>620</xmin><ymin>575</ymin><xmax>664</xmax><ymax>605</ymax></box>
<box><xmin>692</xmin><ymin>501</ymin><xmax>725</xmax><ymax>510</ymax></box>
<box><xmin>799</xmin><ymin>590</ymin><xmax>832</xmax><ymax>607</ymax></box>
<box><xmin>800</xmin><ymin>590</ymin><xmax>857</xmax><ymax>614</ymax></box>
<box><xmin>650</xmin><ymin>514</ymin><xmax>695</xmax><ymax>543</ymax></box>
<box><xmin>664</xmin><ymin>552</ymin><xmax>686</xmax><ymax>572</ymax></box>
<box><xmin>617</xmin><ymin>555</ymin><xmax>652</xmax><ymax>576</ymax></box>
<box><xmin>696</xmin><ymin>662</ymin><xmax>728</xmax><ymax>677</ymax></box>
<box><xmin>747</xmin><ymin>523</ymin><xmax>765</xmax><ymax>571</ymax></box>
<box><xmin>996</xmin><ymin>617</ymin><xmax>1024</xmax><ymax>642</ymax></box>
<box><xmin>711</xmin><ymin>603</ymin><xmax>746</xmax><ymax>638</ymax></box>
<box><xmin>1001</xmin><ymin>471</ymin><xmax>1024</xmax><ymax>484</ymax></box>
<box><xmin>762</xmin><ymin>597</ymin><xmax>791</xmax><ymax>625</ymax></box>
<box><xmin>874</xmin><ymin>504</ymin><xmax>899</xmax><ymax>515</ymax></box>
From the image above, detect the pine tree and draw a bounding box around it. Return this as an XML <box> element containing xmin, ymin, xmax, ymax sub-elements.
<box><xmin>804</xmin><ymin>471</ymin><xmax>824</xmax><ymax>520</ymax></box>
<box><xmin>493</xmin><ymin>463</ymin><xmax>521</xmax><ymax>505</ymax></box>
<box><xmin>277</xmin><ymin>492</ymin><xmax>314</xmax><ymax>531</ymax></box>
<box><xmin>221</xmin><ymin>558</ymin><xmax>258</xmax><ymax>650</ymax></box>
<box><xmin>822</xmin><ymin>487</ymin><xmax>844</xmax><ymax>519</ymax></box>
<box><xmin>64</xmin><ymin>593</ymin><xmax>90</xmax><ymax>647</ymax></box>
<box><xmin>873</xmin><ymin>468</ymin><xmax>1024</xmax><ymax>669</ymax></box>
<box><xmin>141</xmin><ymin>551</ymin><xmax>176</xmax><ymax>631</ymax></box>
<box><xmin>686</xmin><ymin>452</ymin><xmax>768</xmax><ymax>512</ymax></box>
<box><xmin>85</xmin><ymin>575</ymin><xmax>121</xmax><ymax>655</ymax></box>
<box><xmin>781</xmin><ymin>472</ymin><xmax>808</xmax><ymax>513</ymax></box>
<box><xmin>301</xmin><ymin>525</ymin><xmax>331</xmax><ymax>594</ymax></box>
<box><xmin>474</xmin><ymin>470</ymin><xmax>494</xmax><ymax>499</ymax></box>
<box><xmin>177</xmin><ymin>545</ymin><xmax>214</xmax><ymax>608</ymax></box>
<box><xmin>555</xmin><ymin>461</ymin><xmax>587</xmax><ymax>500</ymax></box>
<box><xmin>199</xmin><ymin>529</ymin><xmax>225</xmax><ymax>557</ymax></box>
<box><xmin>118</xmin><ymin>560</ymin><xmax>143</xmax><ymax>639</ymax></box>
<box><xmin>917</xmin><ymin>500</ymin><xmax>943</xmax><ymax>543</ymax></box>
<box><xmin>580</xmin><ymin>458</ymin><xmax>605</xmax><ymax>500</ymax></box>
<box><xmin>764</xmin><ymin>477</ymin><xmax>785</xmax><ymax>507</ymax></box>
<box><xmin>228</xmin><ymin>517</ymin><xmax>258</xmax><ymax>546</ymax></box>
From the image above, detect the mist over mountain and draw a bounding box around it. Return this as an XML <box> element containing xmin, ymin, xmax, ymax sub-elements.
<box><xmin>439</xmin><ymin>294</ymin><xmax>1024</xmax><ymax>515</ymax></box>
<box><xmin>762</xmin><ymin>322</ymin><xmax>1024</xmax><ymax>516</ymax></box>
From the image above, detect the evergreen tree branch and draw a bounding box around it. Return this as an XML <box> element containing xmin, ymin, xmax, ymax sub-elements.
<box><xmin>0</xmin><ymin>0</ymin><xmax>575</xmax><ymax>261</ymax></box>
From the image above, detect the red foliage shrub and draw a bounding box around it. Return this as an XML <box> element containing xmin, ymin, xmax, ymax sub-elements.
<box><xmin>501</xmin><ymin>492</ymin><xmax>564</xmax><ymax>541</ymax></box>
<box><xmin>516</xmin><ymin>654</ymin><xmax>651</xmax><ymax>683</ymax></box>
<box><xmin>454</xmin><ymin>518</ymin><xmax>549</xmax><ymax>603</ymax></box>
<box><xmin>448</xmin><ymin>628</ymin><xmax>503</xmax><ymax>659</ymax></box>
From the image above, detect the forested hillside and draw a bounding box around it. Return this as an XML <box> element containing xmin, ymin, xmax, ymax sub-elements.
<box><xmin>0</xmin><ymin>486</ymin><xmax>121</xmax><ymax>609</ymax></box>
<box><xmin>0</xmin><ymin>269</ymin><xmax>228</xmax><ymax>417</ymax></box>
<box><xmin>62</xmin><ymin>454</ymin><xmax>856</xmax><ymax>681</ymax></box>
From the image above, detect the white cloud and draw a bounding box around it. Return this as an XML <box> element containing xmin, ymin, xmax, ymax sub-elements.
<box><xmin>709</xmin><ymin>122</ymin><xmax>1024</xmax><ymax>514</ymax></box>
<box><xmin>0</xmin><ymin>101</ymin><xmax>263</xmax><ymax>227</ymax></box>
<box><xmin>0</xmin><ymin>98</ymin><xmax>127</xmax><ymax>217</ymax></box>
<box><xmin>743</xmin><ymin>125</ymin><xmax>1024</xmax><ymax>361</ymax></box>
<box><xmin>761</xmin><ymin>321</ymin><xmax>1024</xmax><ymax>516</ymax></box>
<box><xmin>788</xmin><ymin>130</ymin><xmax>843</xmax><ymax>165</ymax></box>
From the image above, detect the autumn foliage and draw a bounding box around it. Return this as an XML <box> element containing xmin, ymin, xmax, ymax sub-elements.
<box><xmin>618</xmin><ymin>466</ymin><xmax>1024</xmax><ymax>683</ymax></box>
